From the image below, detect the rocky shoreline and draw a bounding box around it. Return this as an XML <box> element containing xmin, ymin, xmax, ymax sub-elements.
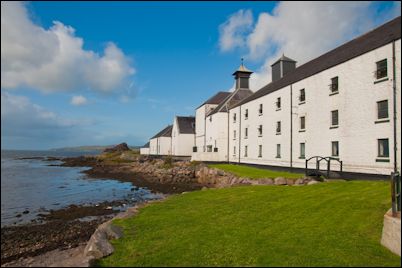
<box><xmin>1</xmin><ymin>151</ymin><xmax>320</xmax><ymax>266</ymax></box>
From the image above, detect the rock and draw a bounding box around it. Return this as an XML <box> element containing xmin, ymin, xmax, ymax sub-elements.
<box><xmin>286</xmin><ymin>179</ymin><xmax>295</xmax><ymax>185</ymax></box>
<box><xmin>260</xmin><ymin>178</ymin><xmax>274</xmax><ymax>185</ymax></box>
<box><xmin>307</xmin><ymin>180</ymin><xmax>321</xmax><ymax>185</ymax></box>
<box><xmin>84</xmin><ymin>222</ymin><xmax>123</xmax><ymax>259</ymax></box>
<box><xmin>217</xmin><ymin>170</ymin><xmax>225</xmax><ymax>176</ymax></box>
<box><xmin>22</xmin><ymin>210</ymin><xmax>30</xmax><ymax>214</ymax></box>
<box><xmin>274</xmin><ymin>177</ymin><xmax>287</xmax><ymax>185</ymax></box>
<box><xmin>103</xmin><ymin>143</ymin><xmax>130</xmax><ymax>153</ymax></box>
<box><xmin>294</xmin><ymin>178</ymin><xmax>305</xmax><ymax>185</ymax></box>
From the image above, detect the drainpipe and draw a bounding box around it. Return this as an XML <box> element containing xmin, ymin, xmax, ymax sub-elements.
<box><xmin>239</xmin><ymin>106</ymin><xmax>242</xmax><ymax>163</ymax></box>
<box><xmin>227</xmin><ymin>110</ymin><xmax>230</xmax><ymax>163</ymax></box>
<box><xmin>204</xmin><ymin>106</ymin><xmax>207</xmax><ymax>154</ymax></box>
<box><xmin>392</xmin><ymin>41</ymin><xmax>398</xmax><ymax>173</ymax></box>
<box><xmin>290</xmin><ymin>84</ymin><xmax>293</xmax><ymax>169</ymax></box>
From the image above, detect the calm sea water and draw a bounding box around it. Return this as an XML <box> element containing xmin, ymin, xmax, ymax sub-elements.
<box><xmin>1</xmin><ymin>150</ymin><xmax>162</xmax><ymax>227</ymax></box>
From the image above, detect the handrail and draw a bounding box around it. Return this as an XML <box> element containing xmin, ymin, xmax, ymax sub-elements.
<box><xmin>305</xmin><ymin>156</ymin><xmax>343</xmax><ymax>179</ymax></box>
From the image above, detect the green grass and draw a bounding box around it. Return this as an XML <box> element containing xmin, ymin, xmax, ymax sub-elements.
<box><xmin>97</xmin><ymin>181</ymin><xmax>400</xmax><ymax>267</ymax></box>
<box><xmin>208</xmin><ymin>163</ymin><xmax>304</xmax><ymax>179</ymax></box>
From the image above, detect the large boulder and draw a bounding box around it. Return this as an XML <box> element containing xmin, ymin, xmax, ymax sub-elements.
<box><xmin>103</xmin><ymin>143</ymin><xmax>130</xmax><ymax>153</ymax></box>
<box><xmin>274</xmin><ymin>177</ymin><xmax>287</xmax><ymax>185</ymax></box>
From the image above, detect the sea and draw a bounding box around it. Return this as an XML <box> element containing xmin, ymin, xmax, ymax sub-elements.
<box><xmin>1</xmin><ymin>150</ymin><xmax>163</xmax><ymax>227</ymax></box>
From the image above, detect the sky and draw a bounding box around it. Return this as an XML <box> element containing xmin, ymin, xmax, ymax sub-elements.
<box><xmin>1</xmin><ymin>1</ymin><xmax>401</xmax><ymax>150</ymax></box>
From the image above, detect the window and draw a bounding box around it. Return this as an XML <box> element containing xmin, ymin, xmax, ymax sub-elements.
<box><xmin>377</xmin><ymin>100</ymin><xmax>389</xmax><ymax>119</ymax></box>
<box><xmin>258</xmin><ymin>145</ymin><xmax>262</xmax><ymax>158</ymax></box>
<box><xmin>233</xmin><ymin>130</ymin><xmax>236</xmax><ymax>139</ymax></box>
<box><xmin>276</xmin><ymin>97</ymin><xmax>281</xmax><ymax>109</ymax></box>
<box><xmin>233</xmin><ymin>113</ymin><xmax>237</xmax><ymax>123</ymax></box>
<box><xmin>233</xmin><ymin>146</ymin><xmax>236</xmax><ymax>155</ymax></box>
<box><xmin>378</xmin><ymin>139</ymin><xmax>389</xmax><ymax>157</ymax></box>
<box><xmin>276</xmin><ymin>144</ymin><xmax>281</xmax><ymax>158</ymax></box>
<box><xmin>330</xmin><ymin>76</ymin><xmax>339</xmax><ymax>93</ymax></box>
<box><xmin>209</xmin><ymin>116</ymin><xmax>212</xmax><ymax>122</ymax></box>
<box><xmin>259</xmin><ymin>104</ymin><xmax>263</xmax><ymax>115</ymax></box>
<box><xmin>244</xmin><ymin>146</ymin><xmax>248</xmax><ymax>157</ymax></box>
<box><xmin>376</xmin><ymin>59</ymin><xmax>387</xmax><ymax>79</ymax></box>
<box><xmin>276</xmin><ymin>121</ymin><xmax>281</xmax><ymax>134</ymax></box>
<box><xmin>193</xmin><ymin>146</ymin><xmax>197</xmax><ymax>152</ymax></box>
<box><xmin>245</xmin><ymin>109</ymin><xmax>249</xmax><ymax>120</ymax></box>
<box><xmin>258</xmin><ymin>125</ymin><xmax>263</xmax><ymax>137</ymax></box>
<box><xmin>214</xmin><ymin>147</ymin><xmax>218</xmax><ymax>152</ymax></box>
<box><xmin>300</xmin><ymin>143</ymin><xmax>305</xmax><ymax>159</ymax></box>
<box><xmin>207</xmin><ymin>145</ymin><xmax>213</xmax><ymax>152</ymax></box>
<box><xmin>331</xmin><ymin>141</ymin><xmax>339</xmax><ymax>157</ymax></box>
<box><xmin>331</xmin><ymin>110</ymin><xmax>339</xmax><ymax>127</ymax></box>
<box><xmin>245</xmin><ymin>127</ymin><xmax>248</xmax><ymax>138</ymax></box>
<box><xmin>300</xmin><ymin>116</ymin><xmax>305</xmax><ymax>130</ymax></box>
<box><xmin>299</xmin><ymin>89</ymin><xmax>305</xmax><ymax>103</ymax></box>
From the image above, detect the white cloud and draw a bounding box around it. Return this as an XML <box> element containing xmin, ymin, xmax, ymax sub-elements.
<box><xmin>219</xmin><ymin>9</ymin><xmax>253</xmax><ymax>52</ymax></box>
<box><xmin>219</xmin><ymin>2</ymin><xmax>401</xmax><ymax>92</ymax></box>
<box><xmin>71</xmin><ymin>95</ymin><xmax>88</xmax><ymax>106</ymax></box>
<box><xmin>1</xmin><ymin>1</ymin><xmax>135</xmax><ymax>93</ymax></box>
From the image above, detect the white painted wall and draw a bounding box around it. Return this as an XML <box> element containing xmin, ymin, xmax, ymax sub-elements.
<box><xmin>140</xmin><ymin>147</ymin><xmax>150</xmax><ymax>155</ymax></box>
<box><xmin>172</xmin><ymin>117</ymin><xmax>195</xmax><ymax>156</ymax></box>
<box><xmin>149</xmin><ymin>136</ymin><xmax>172</xmax><ymax>155</ymax></box>
<box><xmin>228</xmin><ymin>39</ymin><xmax>401</xmax><ymax>175</ymax></box>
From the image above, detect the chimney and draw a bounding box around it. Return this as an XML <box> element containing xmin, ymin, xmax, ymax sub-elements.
<box><xmin>271</xmin><ymin>54</ymin><xmax>296</xmax><ymax>82</ymax></box>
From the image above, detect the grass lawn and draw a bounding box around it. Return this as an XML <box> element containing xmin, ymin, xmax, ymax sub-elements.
<box><xmin>97</xmin><ymin>181</ymin><xmax>400</xmax><ymax>267</ymax></box>
<box><xmin>208</xmin><ymin>163</ymin><xmax>304</xmax><ymax>179</ymax></box>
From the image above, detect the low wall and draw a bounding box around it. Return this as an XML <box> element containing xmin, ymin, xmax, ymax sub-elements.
<box><xmin>380</xmin><ymin>209</ymin><xmax>401</xmax><ymax>256</ymax></box>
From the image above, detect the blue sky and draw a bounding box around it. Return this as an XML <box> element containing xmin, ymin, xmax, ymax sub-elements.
<box><xmin>1</xmin><ymin>1</ymin><xmax>400</xmax><ymax>150</ymax></box>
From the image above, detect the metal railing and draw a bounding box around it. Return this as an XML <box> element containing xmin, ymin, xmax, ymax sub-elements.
<box><xmin>391</xmin><ymin>172</ymin><xmax>401</xmax><ymax>217</ymax></box>
<box><xmin>305</xmin><ymin>156</ymin><xmax>343</xmax><ymax>179</ymax></box>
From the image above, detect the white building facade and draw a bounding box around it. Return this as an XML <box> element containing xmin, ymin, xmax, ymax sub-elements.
<box><xmin>148</xmin><ymin>125</ymin><xmax>173</xmax><ymax>156</ymax></box>
<box><xmin>171</xmin><ymin>116</ymin><xmax>196</xmax><ymax>156</ymax></box>
<box><xmin>228</xmin><ymin>17</ymin><xmax>401</xmax><ymax>175</ymax></box>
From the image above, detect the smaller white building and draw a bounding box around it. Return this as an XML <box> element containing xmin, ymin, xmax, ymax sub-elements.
<box><xmin>140</xmin><ymin>142</ymin><xmax>150</xmax><ymax>155</ymax></box>
<box><xmin>172</xmin><ymin>116</ymin><xmax>195</xmax><ymax>156</ymax></box>
<box><xmin>149</xmin><ymin>125</ymin><xmax>173</xmax><ymax>155</ymax></box>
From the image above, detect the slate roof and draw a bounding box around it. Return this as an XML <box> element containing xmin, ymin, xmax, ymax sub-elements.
<box><xmin>271</xmin><ymin>54</ymin><xmax>296</xmax><ymax>66</ymax></box>
<box><xmin>142</xmin><ymin>142</ymin><xmax>150</xmax><ymax>148</ymax></box>
<box><xmin>233</xmin><ymin>16</ymin><xmax>401</xmax><ymax>109</ymax></box>
<box><xmin>176</xmin><ymin>116</ymin><xmax>195</xmax><ymax>134</ymax></box>
<box><xmin>197</xmin><ymin>91</ymin><xmax>231</xmax><ymax>109</ymax></box>
<box><xmin>151</xmin><ymin>125</ymin><xmax>173</xmax><ymax>139</ymax></box>
<box><xmin>208</xmin><ymin>88</ymin><xmax>253</xmax><ymax>116</ymax></box>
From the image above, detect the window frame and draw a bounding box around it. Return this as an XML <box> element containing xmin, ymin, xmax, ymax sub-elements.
<box><xmin>331</xmin><ymin>110</ymin><xmax>339</xmax><ymax>128</ymax></box>
<box><xmin>300</xmin><ymin>143</ymin><xmax>305</xmax><ymax>159</ymax></box>
<box><xmin>375</xmin><ymin>59</ymin><xmax>388</xmax><ymax>80</ymax></box>
<box><xmin>331</xmin><ymin>141</ymin><xmax>339</xmax><ymax>157</ymax></box>
<box><xmin>377</xmin><ymin>138</ymin><xmax>389</xmax><ymax>158</ymax></box>
<box><xmin>276</xmin><ymin>144</ymin><xmax>281</xmax><ymax>158</ymax></box>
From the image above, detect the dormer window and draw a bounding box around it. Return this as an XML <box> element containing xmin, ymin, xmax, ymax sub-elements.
<box><xmin>245</xmin><ymin>109</ymin><xmax>249</xmax><ymax>120</ymax></box>
<box><xmin>375</xmin><ymin>59</ymin><xmax>387</xmax><ymax>80</ymax></box>
<box><xmin>299</xmin><ymin>89</ymin><xmax>305</xmax><ymax>103</ymax></box>
<box><xmin>258</xmin><ymin>125</ymin><xmax>263</xmax><ymax>137</ymax></box>
<box><xmin>259</xmin><ymin>104</ymin><xmax>263</xmax><ymax>115</ymax></box>
<box><xmin>276</xmin><ymin>97</ymin><xmax>281</xmax><ymax>110</ymax></box>
<box><xmin>330</xmin><ymin>77</ymin><xmax>339</xmax><ymax>93</ymax></box>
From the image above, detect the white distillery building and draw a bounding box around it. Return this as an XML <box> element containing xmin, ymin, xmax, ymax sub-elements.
<box><xmin>148</xmin><ymin>125</ymin><xmax>173</xmax><ymax>156</ymax></box>
<box><xmin>140</xmin><ymin>141</ymin><xmax>150</xmax><ymax>155</ymax></box>
<box><xmin>171</xmin><ymin>116</ymin><xmax>196</xmax><ymax>156</ymax></box>
<box><xmin>226</xmin><ymin>16</ymin><xmax>401</xmax><ymax>176</ymax></box>
<box><xmin>192</xmin><ymin>65</ymin><xmax>254</xmax><ymax>162</ymax></box>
